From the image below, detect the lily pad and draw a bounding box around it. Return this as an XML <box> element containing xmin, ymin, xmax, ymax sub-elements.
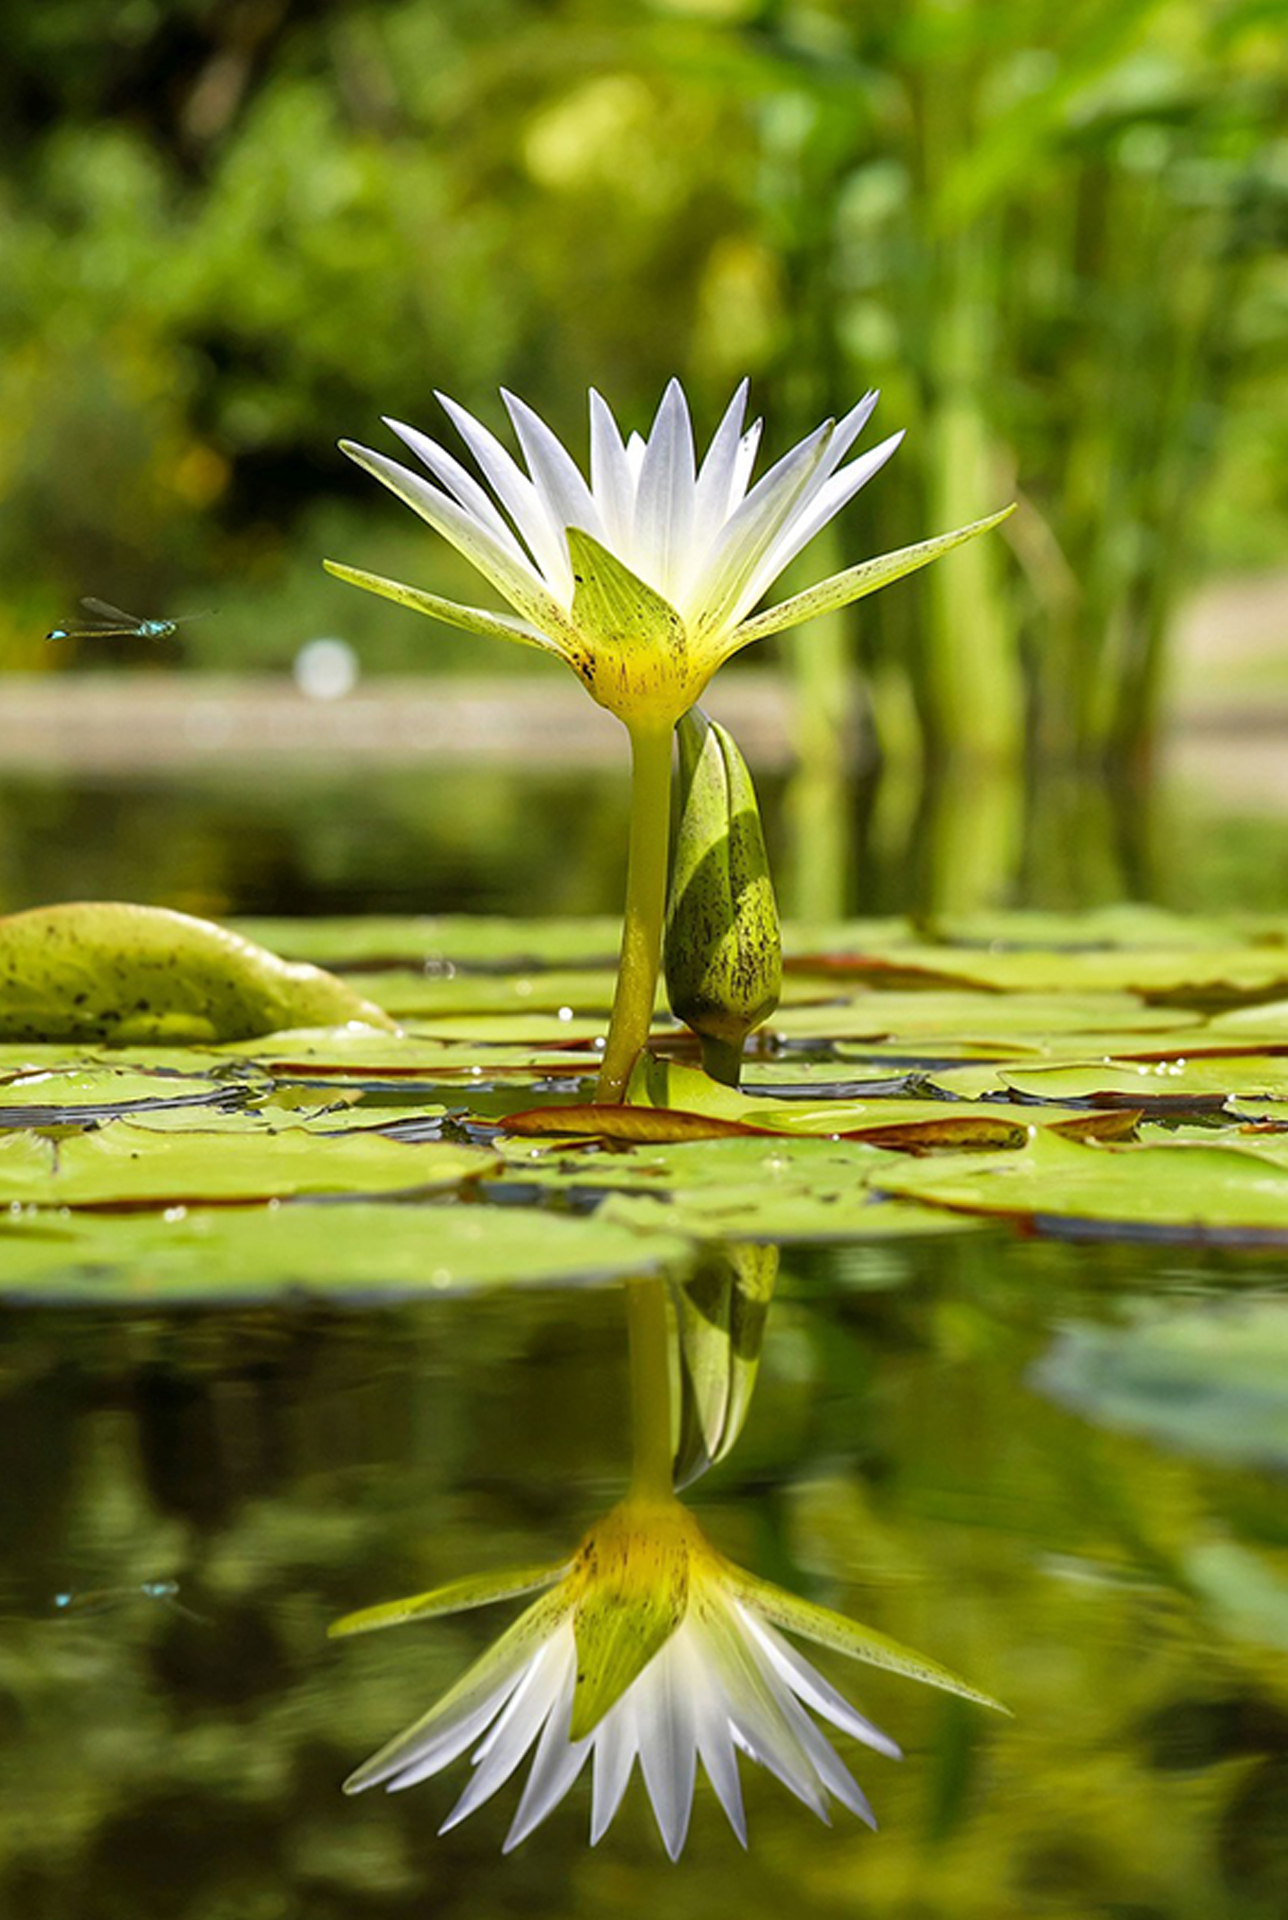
<box><xmin>1033</xmin><ymin>1301</ymin><xmax>1288</xmax><ymax>1469</ymax></box>
<box><xmin>497</xmin><ymin>1133</ymin><xmax>986</xmax><ymax>1243</ymax></box>
<box><xmin>0</xmin><ymin>1123</ymin><xmax>494</xmax><ymax>1208</ymax></box>
<box><xmin>0</xmin><ymin>1067</ymin><xmax>256</xmax><ymax>1128</ymax></box>
<box><xmin>501</xmin><ymin>1057</ymin><xmax>1137</xmax><ymax>1148</ymax></box>
<box><xmin>771</xmin><ymin>992</ymin><xmax>1200</xmax><ymax>1044</ymax></box>
<box><xmin>0</xmin><ymin>903</ymin><xmax>396</xmax><ymax>1044</ymax></box>
<box><xmin>874</xmin><ymin>1130</ymin><xmax>1288</xmax><ymax>1242</ymax></box>
<box><xmin>0</xmin><ymin>1200</ymin><xmax>692</xmax><ymax>1304</ymax></box>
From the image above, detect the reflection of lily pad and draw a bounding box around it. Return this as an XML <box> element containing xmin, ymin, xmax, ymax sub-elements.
<box><xmin>1033</xmin><ymin>1303</ymin><xmax>1288</xmax><ymax>1470</ymax></box>
<box><xmin>0</xmin><ymin>1123</ymin><xmax>494</xmax><ymax>1208</ymax></box>
<box><xmin>0</xmin><ymin>1201</ymin><xmax>692</xmax><ymax>1304</ymax></box>
<box><xmin>874</xmin><ymin>1131</ymin><xmax>1288</xmax><ymax>1241</ymax></box>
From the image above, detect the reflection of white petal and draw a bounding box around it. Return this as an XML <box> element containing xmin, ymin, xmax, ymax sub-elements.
<box><xmin>591</xmin><ymin>1684</ymin><xmax>640</xmax><ymax>1843</ymax></box>
<box><xmin>503</xmin><ymin>1635</ymin><xmax>589</xmax><ymax>1852</ymax></box>
<box><xmin>439</xmin><ymin>1633</ymin><xmax>568</xmax><ymax>1830</ymax></box>
<box><xmin>636</xmin><ymin>1631</ymin><xmax>698</xmax><ymax>1860</ymax></box>
<box><xmin>740</xmin><ymin>1607</ymin><xmax>903</xmax><ymax>1760</ymax></box>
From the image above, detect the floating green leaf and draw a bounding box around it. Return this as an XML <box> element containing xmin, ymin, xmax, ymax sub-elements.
<box><xmin>874</xmin><ymin>1130</ymin><xmax>1288</xmax><ymax>1240</ymax></box>
<box><xmin>0</xmin><ymin>903</ymin><xmax>396</xmax><ymax>1044</ymax></box>
<box><xmin>0</xmin><ymin>1122</ymin><xmax>494</xmax><ymax>1208</ymax></box>
<box><xmin>0</xmin><ymin>1201</ymin><xmax>693</xmax><ymax>1304</ymax></box>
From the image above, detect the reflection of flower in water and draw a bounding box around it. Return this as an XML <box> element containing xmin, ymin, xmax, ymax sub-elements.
<box><xmin>333</xmin><ymin>1494</ymin><xmax>1002</xmax><ymax>1858</ymax></box>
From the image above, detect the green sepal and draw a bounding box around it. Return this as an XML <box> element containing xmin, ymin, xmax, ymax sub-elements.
<box><xmin>663</xmin><ymin>709</ymin><xmax>781</xmax><ymax>1084</ymax></box>
<box><xmin>328</xmin><ymin>1559</ymin><xmax>570</xmax><ymax>1639</ymax></box>
<box><xmin>724</xmin><ymin>1563</ymin><xmax>1010</xmax><ymax>1713</ymax></box>
<box><xmin>323</xmin><ymin>560</ymin><xmax>563</xmax><ymax>655</ymax></box>
<box><xmin>568</xmin><ymin>1503</ymin><xmax>693</xmax><ymax>1738</ymax></box>
<box><xmin>725</xmin><ymin>506</ymin><xmax>1016</xmax><ymax>653</ymax></box>
<box><xmin>565</xmin><ymin>527</ymin><xmax>693</xmax><ymax>719</ymax></box>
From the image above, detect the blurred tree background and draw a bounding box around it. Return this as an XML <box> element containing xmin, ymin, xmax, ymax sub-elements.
<box><xmin>3</xmin><ymin>0</ymin><xmax>1286</xmax><ymax>766</ymax></box>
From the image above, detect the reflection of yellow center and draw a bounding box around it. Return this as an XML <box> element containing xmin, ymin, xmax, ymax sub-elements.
<box><xmin>566</xmin><ymin>1497</ymin><xmax>710</xmax><ymax>1738</ymax></box>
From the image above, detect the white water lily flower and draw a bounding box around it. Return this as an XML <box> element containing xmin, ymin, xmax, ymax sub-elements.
<box><xmin>326</xmin><ymin>380</ymin><xmax>1011</xmax><ymax>728</ymax></box>
<box><xmin>331</xmin><ymin>1496</ymin><xmax>1004</xmax><ymax>1858</ymax></box>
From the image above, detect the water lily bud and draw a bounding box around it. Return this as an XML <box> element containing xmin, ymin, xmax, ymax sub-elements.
<box><xmin>664</xmin><ymin>708</ymin><xmax>781</xmax><ymax>1086</ymax></box>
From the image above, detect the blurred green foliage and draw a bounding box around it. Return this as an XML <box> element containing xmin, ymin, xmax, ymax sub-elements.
<box><xmin>2</xmin><ymin>0</ymin><xmax>1286</xmax><ymax>758</ymax></box>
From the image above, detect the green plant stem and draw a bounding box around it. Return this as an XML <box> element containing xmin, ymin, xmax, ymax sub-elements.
<box><xmin>626</xmin><ymin>1278</ymin><xmax>673</xmax><ymax>1501</ymax></box>
<box><xmin>596</xmin><ymin>721</ymin><xmax>673</xmax><ymax>1103</ymax></box>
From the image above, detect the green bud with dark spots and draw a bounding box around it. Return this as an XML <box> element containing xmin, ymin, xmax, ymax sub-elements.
<box><xmin>663</xmin><ymin>708</ymin><xmax>781</xmax><ymax>1087</ymax></box>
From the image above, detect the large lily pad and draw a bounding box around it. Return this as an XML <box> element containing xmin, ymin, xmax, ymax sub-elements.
<box><xmin>498</xmin><ymin>1133</ymin><xmax>984</xmax><ymax>1243</ymax></box>
<box><xmin>0</xmin><ymin>1123</ymin><xmax>495</xmax><ymax>1208</ymax></box>
<box><xmin>0</xmin><ymin>1066</ymin><xmax>258</xmax><ymax>1128</ymax></box>
<box><xmin>0</xmin><ymin>903</ymin><xmax>395</xmax><ymax>1043</ymax></box>
<box><xmin>0</xmin><ymin>1200</ymin><xmax>692</xmax><ymax>1304</ymax></box>
<box><xmin>874</xmin><ymin>1130</ymin><xmax>1288</xmax><ymax>1241</ymax></box>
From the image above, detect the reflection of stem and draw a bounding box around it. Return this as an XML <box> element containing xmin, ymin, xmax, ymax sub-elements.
<box><xmin>627</xmin><ymin>1279</ymin><xmax>673</xmax><ymax>1501</ymax></box>
<box><xmin>596</xmin><ymin>722</ymin><xmax>673</xmax><ymax>1103</ymax></box>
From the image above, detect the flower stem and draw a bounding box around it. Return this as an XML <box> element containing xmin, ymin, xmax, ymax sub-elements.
<box><xmin>596</xmin><ymin>721</ymin><xmax>673</xmax><ymax>1103</ymax></box>
<box><xmin>626</xmin><ymin>1278</ymin><xmax>674</xmax><ymax>1501</ymax></box>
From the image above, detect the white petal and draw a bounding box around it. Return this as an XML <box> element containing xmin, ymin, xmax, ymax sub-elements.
<box><xmin>435</xmin><ymin>392</ymin><xmax>573</xmax><ymax>593</ymax></box>
<box><xmin>792</xmin><ymin>1715</ymin><xmax>878</xmax><ymax>1830</ymax></box>
<box><xmin>588</xmin><ymin>390</ymin><xmax>638</xmax><ymax>551</ymax></box>
<box><xmin>343</xmin><ymin>1591</ymin><xmax>572</xmax><ymax>1794</ymax></box>
<box><xmin>339</xmin><ymin>442</ymin><xmax>574</xmax><ymax>640</ymax></box>
<box><xmin>382</xmin><ymin>417</ymin><xmax>527</xmax><ymax>556</ymax></box>
<box><xmin>590</xmin><ymin>1689</ymin><xmax>640</xmax><ymax>1844</ymax></box>
<box><xmin>728</xmin><ymin>419</ymin><xmax>763</xmax><ymax>510</ymax></box>
<box><xmin>688</xmin><ymin>424</ymin><xmax>834</xmax><ymax>639</ymax></box>
<box><xmin>739</xmin><ymin>1609</ymin><xmax>901</xmax><ymax>1759</ymax></box>
<box><xmin>631</xmin><ymin>378</ymin><xmax>696</xmax><ymax>602</ymax></box>
<box><xmin>636</xmin><ymin>1636</ymin><xmax>698</xmax><ymax>1861</ymax></box>
<box><xmin>729</xmin><ymin>431</ymin><xmax>904</xmax><ymax>626</ymax></box>
<box><xmin>692</xmin><ymin>380</ymin><xmax>750</xmax><ymax>535</ymax></box>
<box><xmin>821</xmin><ymin>390</ymin><xmax>880</xmax><ymax>471</ymax></box>
<box><xmin>503</xmin><ymin>1638</ymin><xmax>590</xmax><ymax>1852</ymax></box>
<box><xmin>501</xmin><ymin>390</ymin><xmax>606</xmax><ymax>548</ymax></box>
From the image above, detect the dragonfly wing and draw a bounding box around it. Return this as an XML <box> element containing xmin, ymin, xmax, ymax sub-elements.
<box><xmin>80</xmin><ymin>597</ymin><xmax>141</xmax><ymax>624</ymax></box>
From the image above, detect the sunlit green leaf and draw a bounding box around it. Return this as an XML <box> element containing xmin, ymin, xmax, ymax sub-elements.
<box><xmin>0</xmin><ymin>1122</ymin><xmax>494</xmax><ymax>1208</ymax></box>
<box><xmin>0</xmin><ymin>1201</ymin><xmax>693</xmax><ymax>1303</ymax></box>
<box><xmin>0</xmin><ymin>903</ymin><xmax>395</xmax><ymax>1044</ymax></box>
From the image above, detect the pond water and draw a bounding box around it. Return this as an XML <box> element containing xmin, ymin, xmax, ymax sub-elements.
<box><xmin>1</xmin><ymin>755</ymin><xmax>1287</xmax><ymax>1918</ymax></box>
